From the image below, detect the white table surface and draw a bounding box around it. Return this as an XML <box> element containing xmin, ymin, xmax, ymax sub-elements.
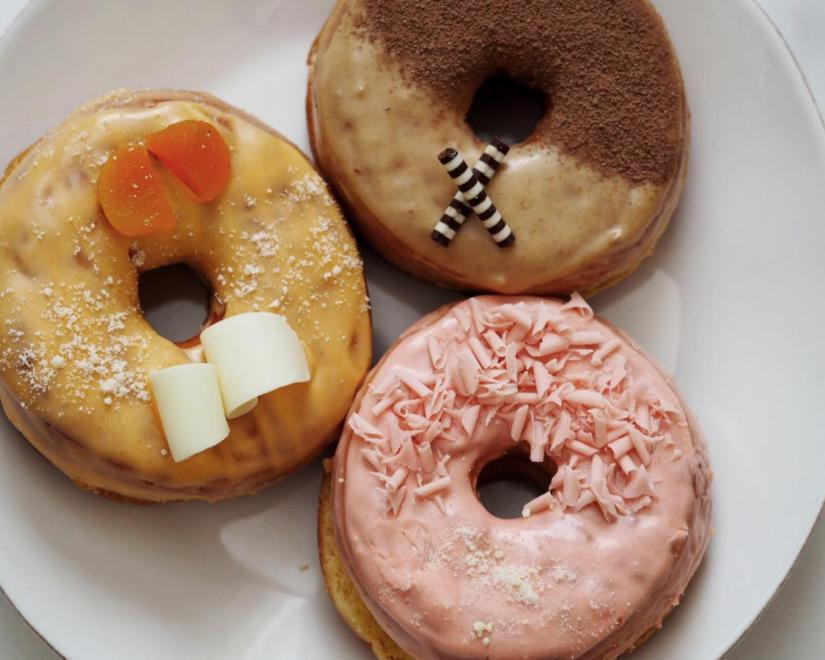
<box><xmin>0</xmin><ymin>1</ymin><xmax>823</xmax><ymax>658</ymax></box>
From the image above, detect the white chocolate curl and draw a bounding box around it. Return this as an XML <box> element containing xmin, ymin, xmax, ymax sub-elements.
<box><xmin>149</xmin><ymin>363</ymin><xmax>230</xmax><ymax>462</ymax></box>
<box><xmin>200</xmin><ymin>312</ymin><xmax>311</xmax><ymax>418</ymax></box>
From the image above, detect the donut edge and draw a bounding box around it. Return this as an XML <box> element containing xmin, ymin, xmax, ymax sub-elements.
<box><xmin>305</xmin><ymin>0</ymin><xmax>691</xmax><ymax>297</ymax></box>
<box><xmin>317</xmin><ymin>296</ymin><xmax>712</xmax><ymax>659</ymax></box>
<box><xmin>319</xmin><ymin>466</ymin><xmax>676</xmax><ymax>660</ymax></box>
<box><xmin>319</xmin><ymin>461</ymin><xmax>412</xmax><ymax>660</ymax></box>
<box><xmin>0</xmin><ymin>88</ymin><xmax>374</xmax><ymax>504</ymax></box>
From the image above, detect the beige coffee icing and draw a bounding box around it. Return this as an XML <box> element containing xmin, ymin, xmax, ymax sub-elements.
<box><xmin>308</xmin><ymin>0</ymin><xmax>689</xmax><ymax>294</ymax></box>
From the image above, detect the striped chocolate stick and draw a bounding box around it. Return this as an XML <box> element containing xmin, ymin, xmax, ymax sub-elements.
<box><xmin>431</xmin><ymin>139</ymin><xmax>511</xmax><ymax>247</ymax></box>
<box><xmin>436</xmin><ymin>147</ymin><xmax>515</xmax><ymax>247</ymax></box>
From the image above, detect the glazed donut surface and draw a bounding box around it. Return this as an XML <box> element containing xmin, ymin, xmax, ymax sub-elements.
<box><xmin>308</xmin><ymin>0</ymin><xmax>689</xmax><ymax>294</ymax></box>
<box><xmin>0</xmin><ymin>90</ymin><xmax>371</xmax><ymax>502</ymax></box>
<box><xmin>331</xmin><ymin>296</ymin><xmax>711</xmax><ymax>659</ymax></box>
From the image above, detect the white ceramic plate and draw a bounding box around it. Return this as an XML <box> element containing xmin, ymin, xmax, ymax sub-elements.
<box><xmin>1</xmin><ymin>0</ymin><xmax>824</xmax><ymax>658</ymax></box>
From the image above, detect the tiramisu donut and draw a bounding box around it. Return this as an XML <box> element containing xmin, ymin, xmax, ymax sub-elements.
<box><xmin>321</xmin><ymin>296</ymin><xmax>711</xmax><ymax>658</ymax></box>
<box><xmin>0</xmin><ymin>89</ymin><xmax>371</xmax><ymax>502</ymax></box>
<box><xmin>308</xmin><ymin>0</ymin><xmax>689</xmax><ymax>294</ymax></box>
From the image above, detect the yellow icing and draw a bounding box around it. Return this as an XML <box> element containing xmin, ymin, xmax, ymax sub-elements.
<box><xmin>0</xmin><ymin>90</ymin><xmax>371</xmax><ymax>501</ymax></box>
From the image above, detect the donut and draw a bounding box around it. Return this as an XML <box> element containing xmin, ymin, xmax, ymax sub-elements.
<box><xmin>321</xmin><ymin>295</ymin><xmax>711</xmax><ymax>658</ymax></box>
<box><xmin>0</xmin><ymin>89</ymin><xmax>371</xmax><ymax>502</ymax></box>
<box><xmin>307</xmin><ymin>0</ymin><xmax>689</xmax><ymax>295</ymax></box>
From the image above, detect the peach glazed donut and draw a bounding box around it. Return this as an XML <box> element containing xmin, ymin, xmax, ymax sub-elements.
<box><xmin>0</xmin><ymin>89</ymin><xmax>371</xmax><ymax>502</ymax></box>
<box><xmin>320</xmin><ymin>295</ymin><xmax>711</xmax><ymax>658</ymax></box>
<box><xmin>308</xmin><ymin>0</ymin><xmax>689</xmax><ymax>294</ymax></box>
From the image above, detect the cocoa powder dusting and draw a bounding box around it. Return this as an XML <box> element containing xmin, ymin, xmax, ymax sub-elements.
<box><xmin>358</xmin><ymin>0</ymin><xmax>685</xmax><ymax>184</ymax></box>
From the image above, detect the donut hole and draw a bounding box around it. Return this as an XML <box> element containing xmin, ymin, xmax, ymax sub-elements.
<box><xmin>138</xmin><ymin>263</ymin><xmax>211</xmax><ymax>343</ymax></box>
<box><xmin>465</xmin><ymin>73</ymin><xmax>547</xmax><ymax>145</ymax></box>
<box><xmin>475</xmin><ymin>443</ymin><xmax>557</xmax><ymax>519</ymax></box>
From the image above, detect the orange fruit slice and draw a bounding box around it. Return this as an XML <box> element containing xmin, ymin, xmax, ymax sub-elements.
<box><xmin>146</xmin><ymin>120</ymin><xmax>231</xmax><ymax>202</ymax></box>
<box><xmin>98</xmin><ymin>146</ymin><xmax>176</xmax><ymax>237</ymax></box>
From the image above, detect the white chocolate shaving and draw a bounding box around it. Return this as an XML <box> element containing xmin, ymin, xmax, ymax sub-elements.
<box><xmin>149</xmin><ymin>364</ymin><xmax>229</xmax><ymax>462</ymax></box>
<box><xmin>414</xmin><ymin>475</ymin><xmax>451</xmax><ymax>497</ymax></box>
<box><xmin>522</xmin><ymin>492</ymin><xmax>553</xmax><ymax>518</ymax></box>
<box><xmin>200</xmin><ymin>312</ymin><xmax>310</xmax><ymax>419</ymax></box>
<box><xmin>343</xmin><ymin>295</ymin><xmax>688</xmax><ymax>520</ymax></box>
<box><xmin>567</xmin><ymin>330</ymin><xmax>603</xmax><ymax>346</ymax></box>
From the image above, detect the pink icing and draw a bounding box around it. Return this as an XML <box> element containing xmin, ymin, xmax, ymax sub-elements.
<box><xmin>333</xmin><ymin>296</ymin><xmax>712</xmax><ymax>659</ymax></box>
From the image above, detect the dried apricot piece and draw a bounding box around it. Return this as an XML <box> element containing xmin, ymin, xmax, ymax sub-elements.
<box><xmin>98</xmin><ymin>146</ymin><xmax>176</xmax><ymax>237</ymax></box>
<box><xmin>146</xmin><ymin>120</ymin><xmax>231</xmax><ymax>202</ymax></box>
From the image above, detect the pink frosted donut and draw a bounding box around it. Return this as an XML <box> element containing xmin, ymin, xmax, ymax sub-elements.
<box><xmin>331</xmin><ymin>295</ymin><xmax>712</xmax><ymax>658</ymax></box>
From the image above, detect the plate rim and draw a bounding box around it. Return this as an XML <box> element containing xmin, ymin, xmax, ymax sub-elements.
<box><xmin>0</xmin><ymin>0</ymin><xmax>822</xmax><ymax>658</ymax></box>
<box><xmin>718</xmin><ymin>0</ymin><xmax>825</xmax><ymax>656</ymax></box>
